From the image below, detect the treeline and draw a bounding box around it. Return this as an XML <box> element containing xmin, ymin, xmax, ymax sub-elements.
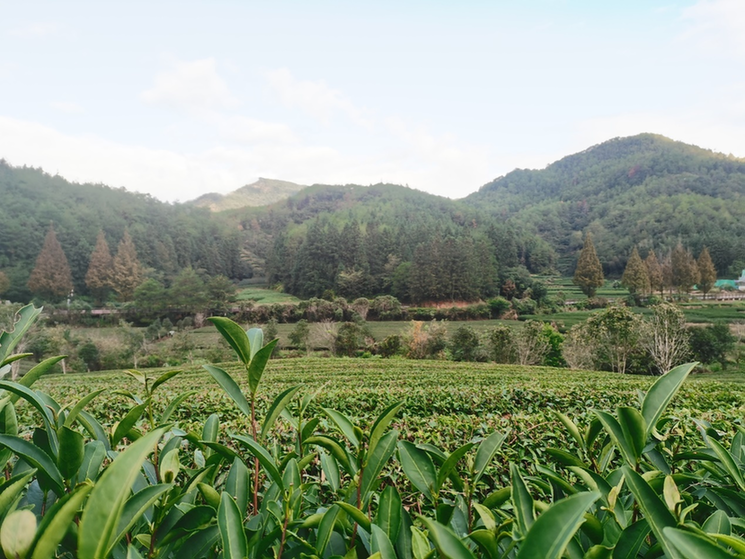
<box><xmin>0</xmin><ymin>161</ymin><xmax>249</xmax><ymax>302</ymax></box>
<box><xmin>264</xmin><ymin>215</ymin><xmax>554</xmax><ymax>303</ymax></box>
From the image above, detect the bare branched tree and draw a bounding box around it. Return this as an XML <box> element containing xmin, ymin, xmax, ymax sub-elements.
<box><xmin>640</xmin><ymin>302</ymin><xmax>690</xmax><ymax>374</ymax></box>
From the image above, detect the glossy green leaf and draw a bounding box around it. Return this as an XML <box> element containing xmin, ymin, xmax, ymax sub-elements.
<box><xmin>111</xmin><ymin>402</ymin><xmax>148</xmax><ymax>447</ymax></box>
<box><xmin>0</xmin><ymin>509</ymin><xmax>36</xmax><ymax>559</ymax></box>
<box><xmin>57</xmin><ymin>425</ymin><xmax>85</xmax><ymax>480</ymax></box>
<box><xmin>436</xmin><ymin>442</ymin><xmax>475</xmax><ymax>491</ymax></box>
<box><xmin>113</xmin><ymin>484</ymin><xmax>173</xmax><ymax>550</ymax></box>
<box><xmin>63</xmin><ymin>389</ymin><xmax>105</xmax><ymax>428</ymax></box>
<box><xmin>617</xmin><ymin>407</ymin><xmax>647</xmax><ymax>462</ymax></box>
<box><xmin>150</xmin><ymin>369</ymin><xmax>182</xmax><ymax>394</ymax></box>
<box><xmin>375</xmin><ymin>485</ymin><xmax>402</xmax><ymax>543</ymax></box>
<box><xmin>316</xmin><ymin>504</ymin><xmax>342</xmax><ymax>555</ymax></box>
<box><xmin>335</xmin><ymin>502</ymin><xmax>372</xmax><ymax>532</ymax></box>
<box><xmin>554</xmin><ymin>411</ymin><xmax>584</xmax><ymax>451</ymax></box>
<box><xmin>368</xmin><ymin>401</ymin><xmax>403</xmax><ymax>457</ymax></box>
<box><xmin>663</xmin><ymin>527</ymin><xmax>735</xmax><ymax>559</ymax></box>
<box><xmin>246</xmin><ymin>328</ymin><xmax>264</xmax><ymax>361</ymax></box>
<box><xmin>226</xmin><ymin>457</ymin><xmax>250</xmax><ymax>515</ymax></box>
<box><xmin>596</xmin><ymin>410</ymin><xmax>637</xmax><ymax>466</ymax></box>
<box><xmin>203</xmin><ymin>365</ymin><xmax>251</xmax><ymax>418</ymax></box>
<box><xmin>641</xmin><ymin>362</ymin><xmax>694</xmax><ymax>438</ymax></box>
<box><xmin>411</xmin><ymin>526</ymin><xmax>432</xmax><ymax>559</ymax></box>
<box><xmin>78</xmin><ymin>426</ymin><xmax>167</xmax><ymax>559</ymax></box>
<box><xmin>612</xmin><ymin>519</ymin><xmax>650</xmax><ymax>559</ymax></box>
<box><xmin>371</xmin><ymin>523</ymin><xmax>398</xmax><ymax>559</ymax></box>
<box><xmin>305</xmin><ymin>435</ymin><xmax>353</xmax><ymax>475</ymax></box>
<box><xmin>0</xmin><ymin>381</ymin><xmax>56</xmax><ymax>433</ymax></box>
<box><xmin>218</xmin><ymin>492</ymin><xmax>248</xmax><ymax>559</ymax></box>
<box><xmin>398</xmin><ymin>441</ymin><xmax>437</xmax><ymax>504</ymax></box>
<box><xmin>208</xmin><ymin>317</ymin><xmax>251</xmax><ymax>365</ymax></box>
<box><xmin>232</xmin><ymin>434</ymin><xmax>284</xmax><ymax>491</ymax></box>
<box><xmin>708</xmin><ymin>438</ymin><xmax>745</xmax><ymax>491</ymax></box>
<box><xmin>420</xmin><ymin>517</ymin><xmax>475</xmax><ymax>559</ymax></box>
<box><xmin>361</xmin><ymin>430</ymin><xmax>398</xmax><ymax>500</ymax></box>
<box><xmin>0</xmin><ymin>304</ymin><xmax>42</xmax><ymax>365</ymax></box>
<box><xmin>14</xmin><ymin>356</ymin><xmax>65</xmax><ymax>396</ymax></box>
<box><xmin>515</xmin><ymin>491</ymin><xmax>600</xmax><ymax>559</ymax></box>
<box><xmin>0</xmin><ymin>470</ymin><xmax>36</xmax><ymax>519</ymax></box>
<box><xmin>622</xmin><ymin>466</ymin><xmax>682</xmax><ymax>559</ymax></box>
<box><xmin>473</xmin><ymin>431</ymin><xmax>507</xmax><ymax>484</ymax></box>
<box><xmin>30</xmin><ymin>482</ymin><xmax>92</xmax><ymax>559</ymax></box>
<box><xmin>469</xmin><ymin>529</ymin><xmax>499</xmax><ymax>559</ymax></box>
<box><xmin>76</xmin><ymin>441</ymin><xmax>106</xmax><ymax>484</ymax></box>
<box><xmin>0</xmin><ymin>435</ymin><xmax>64</xmax><ymax>496</ymax></box>
<box><xmin>247</xmin><ymin>339</ymin><xmax>278</xmax><ymax>396</ymax></box>
<box><xmin>160</xmin><ymin>391</ymin><xmax>197</xmax><ymax>424</ymax></box>
<box><xmin>703</xmin><ymin>510</ymin><xmax>732</xmax><ymax>535</ymax></box>
<box><xmin>261</xmin><ymin>386</ymin><xmax>300</xmax><ymax>440</ymax></box>
<box><xmin>510</xmin><ymin>463</ymin><xmax>535</xmax><ymax>536</ymax></box>
<box><xmin>323</xmin><ymin>407</ymin><xmax>360</xmax><ymax>449</ymax></box>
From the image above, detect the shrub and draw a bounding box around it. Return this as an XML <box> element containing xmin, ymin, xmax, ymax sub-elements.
<box><xmin>449</xmin><ymin>325</ymin><xmax>480</xmax><ymax>362</ymax></box>
<box><xmin>689</xmin><ymin>322</ymin><xmax>736</xmax><ymax>368</ymax></box>
<box><xmin>378</xmin><ymin>334</ymin><xmax>402</xmax><ymax>358</ymax></box>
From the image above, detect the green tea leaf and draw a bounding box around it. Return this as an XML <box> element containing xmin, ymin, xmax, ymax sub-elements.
<box><xmin>641</xmin><ymin>362</ymin><xmax>694</xmax><ymax>438</ymax></box>
<box><xmin>30</xmin><ymin>483</ymin><xmax>92</xmax><ymax>559</ymax></box>
<box><xmin>419</xmin><ymin>517</ymin><xmax>475</xmax><ymax>559</ymax></box>
<box><xmin>516</xmin><ymin>491</ymin><xmax>600</xmax><ymax>559</ymax></box>
<box><xmin>247</xmin><ymin>339</ymin><xmax>278</xmax><ymax>396</ymax></box>
<box><xmin>0</xmin><ymin>435</ymin><xmax>64</xmax><ymax>496</ymax></box>
<box><xmin>473</xmin><ymin>431</ymin><xmax>507</xmax><ymax>484</ymax></box>
<box><xmin>203</xmin><ymin>365</ymin><xmax>251</xmax><ymax>418</ymax></box>
<box><xmin>261</xmin><ymin>386</ymin><xmax>300</xmax><ymax>441</ymax></box>
<box><xmin>663</xmin><ymin>527</ymin><xmax>735</xmax><ymax>559</ymax></box>
<box><xmin>208</xmin><ymin>317</ymin><xmax>251</xmax><ymax>365</ymax></box>
<box><xmin>398</xmin><ymin>441</ymin><xmax>437</xmax><ymax>504</ymax></box>
<box><xmin>375</xmin><ymin>485</ymin><xmax>402</xmax><ymax>543</ymax></box>
<box><xmin>218</xmin><ymin>492</ymin><xmax>248</xmax><ymax>559</ymax></box>
<box><xmin>78</xmin><ymin>426</ymin><xmax>167</xmax><ymax>559</ymax></box>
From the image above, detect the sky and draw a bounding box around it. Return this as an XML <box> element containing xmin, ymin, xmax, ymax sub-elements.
<box><xmin>0</xmin><ymin>0</ymin><xmax>744</xmax><ymax>202</ymax></box>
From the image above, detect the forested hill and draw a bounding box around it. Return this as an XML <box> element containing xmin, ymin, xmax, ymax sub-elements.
<box><xmin>189</xmin><ymin>177</ymin><xmax>306</xmax><ymax>212</ymax></box>
<box><xmin>225</xmin><ymin>183</ymin><xmax>554</xmax><ymax>302</ymax></box>
<box><xmin>0</xmin><ymin>161</ymin><xmax>248</xmax><ymax>302</ymax></box>
<box><xmin>465</xmin><ymin>134</ymin><xmax>745</xmax><ymax>275</ymax></box>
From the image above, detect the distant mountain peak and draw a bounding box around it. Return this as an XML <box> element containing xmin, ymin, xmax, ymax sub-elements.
<box><xmin>189</xmin><ymin>177</ymin><xmax>306</xmax><ymax>211</ymax></box>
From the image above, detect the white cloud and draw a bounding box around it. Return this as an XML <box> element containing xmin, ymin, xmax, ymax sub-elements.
<box><xmin>680</xmin><ymin>0</ymin><xmax>745</xmax><ymax>57</ymax></box>
<box><xmin>140</xmin><ymin>58</ymin><xmax>239</xmax><ymax>113</ymax></box>
<box><xmin>217</xmin><ymin>116</ymin><xmax>298</xmax><ymax>146</ymax></box>
<box><xmin>266</xmin><ymin>68</ymin><xmax>372</xmax><ymax>128</ymax></box>
<box><xmin>50</xmin><ymin>101</ymin><xmax>84</xmax><ymax>114</ymax></box>
<box><xmin>10</xmin><ymin>22</ymin><xmax>59</xmax><ymax>38</ymax></box>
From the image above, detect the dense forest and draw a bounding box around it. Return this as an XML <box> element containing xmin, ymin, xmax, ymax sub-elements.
<box><xmin>0</xmin><ymin>161</ymin><xmax>249</xmax><ymax>302</ymax></box>
<box><xmin>466</xmin><ymin>134</ymin><xmax>745</xmax><ymax>275</ymax></box>
<box><xmin>2</xmin><ymin>133</ymin><xmax>744</xmax><ymax>305</ymax></box>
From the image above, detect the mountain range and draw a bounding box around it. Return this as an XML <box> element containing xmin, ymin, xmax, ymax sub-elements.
<box><xmin>1</xmin><ymin>133</ymin><xmax>744</xmax><ymax>303</ymax></box>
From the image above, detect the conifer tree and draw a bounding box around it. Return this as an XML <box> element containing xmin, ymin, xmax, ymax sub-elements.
<box><xmin>85</xmin><ymin>231</ymin><xmax>113</xmax><ymax>305</ymax></box>
<box><xmin>671</xmin><ymin>242</ymin><xmax>699</xmax><ymax>295</ymax></box>
<box><xmin>0</xmin><ymin>271</ymin><xmax>9</xmax><ymax>297</ymax></box>
<box><xmin>573</xmin><ymin>233</ymin><xmax>604</xmax><ymax>297</ymax></box>
<box><xmin>111</xmin><ymin>230</ymin><xmax>143</xmax><ymax>301</ymax></box>
<box><xmin>644</xmin><ymin>250</ymin><xmax>664</xmax><ymax>296</ymax></box>
<box><xmin>621</xmin><ymin>247</ymin><xmax>650</xmax><ymax>300</ymax></box>
<box><xmin>27</xmin><ymin>225</ymin><xmax>73</xmax><ymax>300</ymax></box>
<box><xmin>697</xmin><ymin>247</ymin><xmax>717</xmax><ymax>299</ymax></box>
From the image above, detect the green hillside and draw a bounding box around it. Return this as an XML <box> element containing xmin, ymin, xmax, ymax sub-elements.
<box><xmin>465</xmin><ymin>134</ymin><xmax>745</xmax><ymax>275</ymax></box>
<box><xmin>0</xmin><ymin>161</ymin><xmax>249</xmax><ymax>302</ymax></box>
<box><xmin>189</xmin><ymin>177</ymin><xmax>306</xmax><ymax>212</ymax></box>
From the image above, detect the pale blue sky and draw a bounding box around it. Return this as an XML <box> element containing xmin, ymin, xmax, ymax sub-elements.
<box><xmin>1</xmin><ymin>1</ymin><xmax>743</xmax><ymax>201</ymax></box>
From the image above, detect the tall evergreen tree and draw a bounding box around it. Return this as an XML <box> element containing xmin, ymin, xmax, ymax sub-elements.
<box><xmin>621</xmin><ymin>247</ymin><xmax>650</xmax><ymax>299</ymax></box>
<box><xmin>85</xmin><ymin>231</ymin><xmax>113</xmax><ymax>305</ymax></box>
<box><xmin>671</xmin><ymin>243</ymin><xmax>699</xmax><ymax>295</ymax></box>
<box><xmin>111</xmin><ymin>230</ymin><xmax>144</xmax><ymax>301</ymax></box>
<box><xmin>645</xmin><ymin>250</ymin><xmax>664</xmax><ymax>296</ymax></box>
<box><xmin>0</xmin><ymin>271</ymin><xmax>9</xmax><ymax>297</ymax></box>
<box><xmin>697</xmin><ymin>247</ymin><xmax>717</xmax><ymax>299</ymax></box>
<box><xmin>27</xmin><ymin>225</ymin><xmax>73</xmax><ymax>300</ymax></box>
<box><xmin>573</xmin><ymin>233</ymin><xmax>604</xmax><ymax>297</ymax></box>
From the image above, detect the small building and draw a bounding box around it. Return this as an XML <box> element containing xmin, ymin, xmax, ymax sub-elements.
<box><xmin>716</xmin><ymin>270</ymin><xmax>745</xmax><ymax>292</ymax></box>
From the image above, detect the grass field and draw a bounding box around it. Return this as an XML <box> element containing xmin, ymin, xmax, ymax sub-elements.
<box><xmin>29</xmin><ymin>358</ymin><xmax>745</xmax><ymax>475</ymax></box>
<box><xmin>235</xmin><ymin>287</ymin><xmax>301</xmax><ymax>304</ymax></box>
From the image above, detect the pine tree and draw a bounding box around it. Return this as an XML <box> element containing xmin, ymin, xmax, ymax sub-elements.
<box><xmin>697</xmin><ymin>247</ymin><xmax>717</xmax><ymax>299</ymax></box>
<box><xmin>671</xmin><ymin>243</ymin><xmax>699</xmax><ymax>295</ymax></box>
<box><xmin>645</xmin><ymin>250</ymin><xmax>664</xmax><ymax>296</ymax></box>
<box><xmin>85</xmin><ymin>231</ymin><xmax>113</xmax><ymax>305</ymax></box>
<box><xmin>27</xmin><ymin>225</ymin><xmax>73</xmax><ymax>300</ymax></box>
<box><xmin>573</xmin><ymin>233</ymin><xmax>604</xmax><ymax>298</ymax></box>
<box><xmin>0</xmin><ymin>271</ymin><xmax>9</xmax><ymax>296</ymax></box>
<box><xmin>621</xmin><ymin>247</ymin><xmax>650</xmax><ymax>299</ymax></box>
<box><xmin>111</xmin><ymin>230</ymin><xmax>143</xmax><ymax>301</ymax></box>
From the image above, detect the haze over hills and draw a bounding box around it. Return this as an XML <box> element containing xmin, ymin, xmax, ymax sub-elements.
<box><xmin>189</xmin><ymin>178</ymin><xmax>306</xmax><ymax>212</ymax></box>
<box><xmin>2</xmin><ymin>133</ymin><xmax>745</xmax><ymax>304</ymax></box>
